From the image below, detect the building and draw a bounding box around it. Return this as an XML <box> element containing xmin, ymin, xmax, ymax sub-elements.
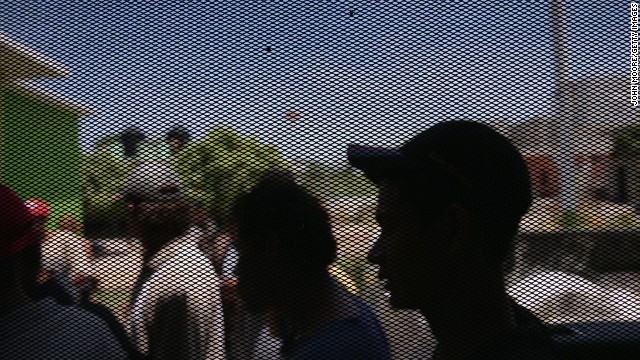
<box><xmin>0</xmin><ymin>34</ymin><xmax>92</xmax><ymax>226</ymax></box>
<box><xmin>503</xmin><ymin>75</ymin><xmax>639</xmax><ymax>202</ymax></box>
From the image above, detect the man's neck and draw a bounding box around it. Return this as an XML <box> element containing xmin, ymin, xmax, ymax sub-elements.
<box><xmin>277</xmin><ymin>276</ymin><xmax>358</xmax><ymax>340</ymax></box>
<box><xmin>423</xmin><ymin>289</ymin><xmax>515</xmax><ymax>360</ymax></box>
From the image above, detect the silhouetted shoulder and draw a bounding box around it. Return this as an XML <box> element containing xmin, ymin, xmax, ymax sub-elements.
<box><xmin>0</xmin><ymin>298</ymin><xmax>126</xmax><ymax>359</ymax></box>
<box><xmin>461</xmin><ymin>303</ymin><xmax>560</xmax><ymax>360</ymax></box>
<box><xmin>282</xmin><ymin>295</ymin><xmax>390</xmax><ymax>360</ymax></box>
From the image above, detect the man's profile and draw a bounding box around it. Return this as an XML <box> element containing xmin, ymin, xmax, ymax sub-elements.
<box><xmin>230</xmin><ymin>172</ymin><xmax>390</xmax><ymax>359</ymax></box>
<box><xmin>348</xmin><ymin>120</ymin><xmax>560</xmax><ymax>360</ymax></box>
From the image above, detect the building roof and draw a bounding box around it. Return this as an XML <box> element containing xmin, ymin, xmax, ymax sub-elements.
<box><xmin>0</xmin><ymin>33</ymin><xmax>69</xmax><ymax>79</ymax></box>
<box><xmin>571</xmin><ymin>74</ymin><xmax>638</xmax><ymax>126</ymax></box>
<box><xmin>11</xmin><ymin>81</ymin><xmax>94</xmax><ymax>117</ymax></box>
<box><xmin>0</xmin><ymin>33</ymin><xmax>93</xmax><ymax>117</ymax></box>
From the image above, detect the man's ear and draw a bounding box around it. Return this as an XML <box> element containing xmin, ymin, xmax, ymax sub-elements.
<box><xmin>444</xmin><ymin>203</ymin><xmax>477</xmax><ymax>255</ymax></box>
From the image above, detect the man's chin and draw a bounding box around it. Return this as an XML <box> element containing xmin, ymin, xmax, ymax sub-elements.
<box><xmin>387</xmin><ymin>292</ymin><xmax>420</xmax><ymax>310</ymax></box>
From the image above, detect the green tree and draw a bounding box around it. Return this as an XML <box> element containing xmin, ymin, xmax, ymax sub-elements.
<box><xmin>300</xmin><ymin>163</ymin><xmax>377</xmax><ymax>199</ymax></box>
<box><xmin>173</xmin><ymin>126</ymin><xmax>288</xmax><ymax>221</ymax></box>
<box><xmin>94</xmin><ymin>135</ymin><xmax>122</xmax><ymax>150</ymax></box>
<box><xmin>329</xmin><ymin>168</ymin><xmax>377</xmax><ymax>198</ymax></box>
<box><xmin>80</xmin><ymin>151</ymin><xmax>134</xmax><ymax>229</ymax></box>
<box><xmin>298</xmin><ymin>161</ymin><xmax>329</xmax><ymax>195</ymax></box>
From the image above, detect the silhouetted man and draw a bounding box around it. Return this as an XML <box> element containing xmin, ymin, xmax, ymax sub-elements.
<box><xmin>348</xmin><ymin>121</ymin><xmax>560</xmax><ymax>360</ymax></box>
<box><xmin>230</xmin><ymin>174</ymin><xmax>390</xmax><ymax>359</ymax></box>
<box><xmin>0</xmin><ymin>184</ymin><xmax>126</xmax><ymax>359</ymax></box>
<box><xmin>167</xmin><ymin>126</ymin><xmax>191</xmax><ymax>155</ymax></box>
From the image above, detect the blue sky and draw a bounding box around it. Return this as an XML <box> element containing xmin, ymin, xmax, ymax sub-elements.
<box><xmin>0</xmin><ymin>0</ymin><xmax>631</xmax><ymax>162</ymax></box>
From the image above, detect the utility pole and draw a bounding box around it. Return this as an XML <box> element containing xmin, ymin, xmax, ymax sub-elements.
<box><xmin>551</xmin><ymin>0</ymin><xmax>578</xmax><ymax>226</ymax></box>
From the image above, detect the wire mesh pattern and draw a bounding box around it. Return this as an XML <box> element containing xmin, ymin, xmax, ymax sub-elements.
<box><xmin>0</xmin><ymin>1</ymin><xmax>639</xmax><ymax>359</ymax></box>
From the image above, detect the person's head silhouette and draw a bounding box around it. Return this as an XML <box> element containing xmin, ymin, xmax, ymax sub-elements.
<box><xmin>348</xmin><ymin>121</ymin><xmax>550</xmax><ymax>360</ymax></box>
<box><xmin>229</xmin><ymin>170</ymin><xmax>390</xmax><ymax>359</ymax></box>
<box><xmin>349</xmin><ymin>120</ymin><xmax>531</xmax><ymax>308</ymax></box>
<box><xmin>230</xmin><ymin>173</ymin><xmax>335</xmax><ymax>314</ymax></box>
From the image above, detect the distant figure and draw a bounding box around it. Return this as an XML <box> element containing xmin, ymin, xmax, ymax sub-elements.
<box><xmin>230</xmin><ymin>175</ymin><xmax>390</xmax><ymax>359</ymax></box>
<box><xmin>123</xmin><ymin>162</ymin><xmax>225</xmax><ymax>359</ymax></box>
<box><xmin>167</xmin><ymin>126</ymin><xmax>191</xmax><ymax>155</ymax></box>
<box><xmin>191</xmin><ymin>203</ymin><xmax>224</xmax><ymax>274</ymax></box>
<box><xmin>121</xmin><ymin>127</ymin><xmax>146</xmax><ymax>158</ymax></box>
<box><xmin>36</xmin><ymin>213</ymin><xmax>140</xmax><ymax>358</ymax></box>
<box><xmin>206</xmin><ymin>226</ymin><xmax>265</xmax><ymax>360</ymax></box>
<box><xmin>40</xmin><ymin>214</ymin><xmax>95</xmax><ymax>303</ymax></box>
<box><xmin>191</xmin><ymin>204</ymin><xmax>264</xmax><ymax>359</ymax></box>
<box><xmin>348</xmin><ymin>121</ymin><xmax>560</xmax><ymax>360</ymax></box>
<box><xmin>0</xmin><ymin>184</ymin><xmax>126</xmax><ymax>359</ymax></box>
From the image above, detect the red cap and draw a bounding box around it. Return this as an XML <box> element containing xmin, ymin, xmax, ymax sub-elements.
<box><xmin>0</xmin><ymin>185</ymin><xmax>44</xmax><ymax>260</ymax></box>
<box><xmin>24</xmin><ymin>198</ymin><xmax>50</xmax><ymax>218</ymax></box>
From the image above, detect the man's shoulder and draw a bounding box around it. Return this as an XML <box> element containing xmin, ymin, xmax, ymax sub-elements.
<box><xmin>466</xmin><ymin>306</ymin><xmax>561</xmax><ymax>360</ymax></box>
<box><xmin>42</xmin><ymin>231</ymin><xmax>76</xmax><ymax>252</ymax></box>
<box><xmin>47</xmin><ymin>230</ymin><xmax>81</xmax><ymax>242</ymax></box>
<box><xmin>143</xmin><ymin>246</ymin><xmax>218</xmax><ymax>297</ymax></box>
<box><xmin>285</xmin><ymin>296</ymin><xmax>390</xmax><ymax>359</ymax></box>
<box><xmin>1</xmin><ymin>299</ymin><xmax>126</xmax><ymax>359</ymax></box>
<box><xmin>157</xmin><ymin>245</ymin><xmax>216</xmax><ymax>276</ymax></box>
<box><xmin>46</xmin><ymin>299</ymin><xmax>118</xmax><ymax>332</ymax></box>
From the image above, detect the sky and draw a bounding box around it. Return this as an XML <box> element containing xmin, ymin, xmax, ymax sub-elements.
<box><xmin>0</xmin><ymin>0</ymin><xmax>631</xmax><ymax>163</ymax></box>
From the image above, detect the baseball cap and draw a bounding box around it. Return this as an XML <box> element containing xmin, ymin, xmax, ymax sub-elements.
<box><xmin>119</xmin><ymin>161</ymin><xmax>184</xmax><ymax>202</ymax></box>
<box><xmin>0</xmin><ymin>185</ymin><xmax>44</xmax><ymax>260</ymax></box>
<box><xmin>24</xmin><ymin>198</ymin><xmax>50</xmax><ymax>218</ymax></box>
<box><xmin>347</xmin><ymin>120</ymin><xmax>532</xmax><ymax>218</ymax></box>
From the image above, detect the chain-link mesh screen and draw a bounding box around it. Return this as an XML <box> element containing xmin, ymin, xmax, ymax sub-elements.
<box><xmin>1</xmin><ymin>1</ymin><xmax>639</xmax><ymax>359</ymax></box>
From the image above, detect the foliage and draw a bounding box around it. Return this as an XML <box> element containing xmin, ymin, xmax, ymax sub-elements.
<box><xmin>301</xmin><ymin>164</ymin><xmax>377</xmax><ymax>199</ymax></box>
<box><xmin>94</xmin><ymin>135</ymin><xmax>122</xmax><ymax>150</ymax></box>
<box><xmin>299</xmin><ymin>162</ymin><xmax>327</xmax><ymax>184</ymax></box>
<box><xmin>612</xmin><ymin>124</ymin><xmax>640</xmax><ymax>201</ymax></box>
<box><xmin>81</xmin><ymin>127</ymin><xmax>380</xmax><ymax>235</ymax></box>
<box><xmin>80</xmin><ymin>127</ymin><xmax>288</xmax><ymax>235</ymax></box>
<box><xmin>173</xmin><ymin>126</ymin><xmax>288</xmax><ymax>222</ymax></box>
<box><xmin>80</xmin><ymin>151</ymin><xmax>134</xmax><ymax>225</ymax></box>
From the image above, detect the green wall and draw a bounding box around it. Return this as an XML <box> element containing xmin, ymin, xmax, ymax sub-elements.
<box><xmin>1</xmin><ymin>90</ymin><xmax>82</xmax><ymax>227</ymax></box>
